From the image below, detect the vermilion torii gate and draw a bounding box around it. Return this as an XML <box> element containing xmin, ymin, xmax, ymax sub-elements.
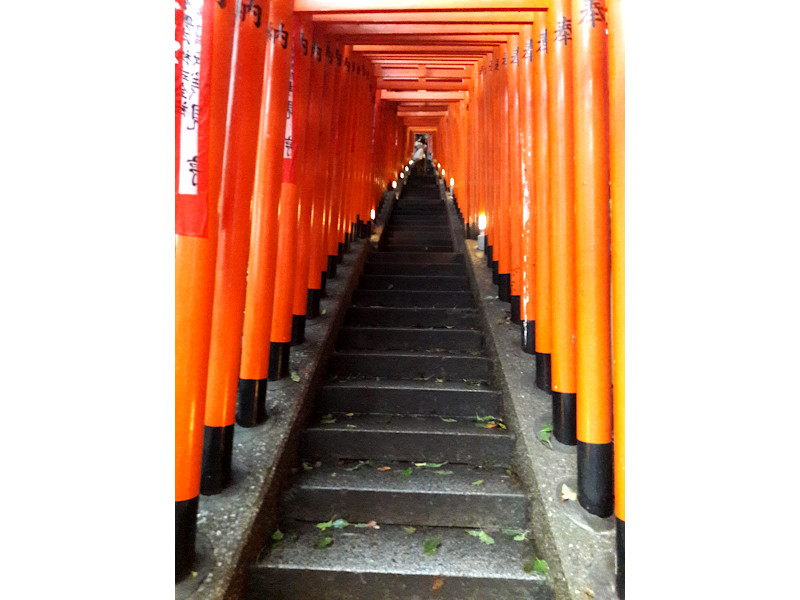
<box><xmin>176</xmin><ymin>0</ymin><xmax>624</xmax><ymax>595</ymax></box>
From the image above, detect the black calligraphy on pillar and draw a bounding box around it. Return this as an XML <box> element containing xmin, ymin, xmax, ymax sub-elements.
<box><xmin>313</xmin><ymin>41</ymin><xmax>321</xmax><ymax>62</ymax></box>
<box><xmin>187</xmin><ymin>155</ymin><xmax>199</xmax><ymax>186</ymax></box>
<box><xmin>579</xmin><ymin>0</ymin><xmax>606</xmax><ymax>28</ymax></box>
<box><xmin>325</xmin><ymin>44</ymin><xmax>333</xmax><ymax>64</ymax></box>
<box><xmin>267</xmin><ymin>22</ymin><xmax>289</xmax><ymax>49</ymax></box>
<box><xmin>300</xmin><ymin>32</ymin><xmax>309</xmax><ymax>56</ymax></box>
<box><xmin>284</xmin><ymin>136</ymin><xmax>292</xmax><ymax>158</ymax></box>
<box><xmin>495</xmin><ymin>58</ymin><xmax>499</xmax><ymax>70</ymax></box>
<box><xmin>503</xmin><ymin>52</ymin><xmax>507</xmax><ymax>66</ymax></box>
<box><xmin>512</xmin><ymin>47</ymin><xmax>519</xmax><ymax>66</ymax></box>
<box><xmin>345</xmin><ymin>57</ymin><xmax>351</xmax><ymax>72</ymax></box>
<box><xmin>335</xmin><ymin>48</ymin><xmax>342</xmax><ymax>66</ymax></box>
<box><xmin>286</xmin><ymin>100</ymin><xmax>292</xmax><ymax>120</ymax></box>
<box><xmin>187</xmin><ymin>103</ymin><xmax>200</xmax><ymax>130</ymax></box>
<box><xmin>240</xmin><ymin>1</ymin><xmax>262</xmax><ymax>28</ymax></box>
<box><xmin>537</xmin><ymin>29</ymin><xmax>548</xmax><ymax>54</ymax></box>
<box><xmin>217</xmin><ymin>0</ymin><xmax>225</xmax><ymax>8</ymax></box>
<box><xmin>554</xmin><ymin>17</ymin><xmax>572</xmax><ymax>45</ymax></box>
<box><xmin>524</xmin><ymin>39</ymin><xmax>533</xmax><ymax>62</ymax></box>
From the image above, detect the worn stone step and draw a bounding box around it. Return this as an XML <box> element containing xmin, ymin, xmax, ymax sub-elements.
<box><xmin>344</xmin><ymin>306</ymin><xmax>479</xmax><ymax>329</ymax></box>
<box><xmin>328</xmin><ymin>350</ymin><xmax>491</xmax><ymax>381</ymax></box>
<box><xmin>282</xmin><ymin>461</ymin><xmax>528</xmax><ymax>529</ymax></box>
<box><xmin>300</xmin><ymin>414</ymin><xmax>513</xmax><ymax>466</ymax></box>
<box><xmin>247</xmin><ymin>523</ymin><xmax>553</xmax><ymax>600</ymax></box>
<box><xmin>362</xmin><ymin>262</ymin><xmax>466</xmax><ymax>276</ymax></box>
<box><xmin>367</xmin><ymin>252</ymin><xmax>463</xmax><ymax>264</ymax></box>
<box><xmin>352</xmin><ymin>289</ymin><xmax>473</xmax><ymax>308</ymax></box>
<box><xmin>382</xmin><ymin>244</ymin><xmax>455</xmax><ymax>253</ymax></box>
<box><xmin>358</xmin><ymin>274</ymin><xmax>468</xmax><ymax>291</ymax></box>
<box><xmin>384</xmin><ymin>234</ymin><xmax>453</xmax><ymax>244</ymax></box>
<box><xmin>335</xmin><ymin>326</ymin><xmax>483</xmax><ymax>353</ymax></box>
<box><xmin>318</xmin><ymin>379</ymin><xmax>501</xmax><ymax>416</ymax></box>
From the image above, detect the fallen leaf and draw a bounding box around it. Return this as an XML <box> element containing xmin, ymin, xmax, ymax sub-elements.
<box><xmin>471</xmin><ymin>479</ymin><xmax>484</xmax><ymax>486</ymax></box>
<box><xmin>401</xmin><ymin>467</ymin><xmax>412</xmax><ymax>477</ymax></box>
<box><xmin>432</xmin><ymin>575</ymin><xmax>444</xmax><ymax>591</ymax></box>
<box><xmin>332</xmin><ymin>519</ymin><xmax>349</xmax><ymax>529</ymax></box>
<box><xmin>271</xmin><ymin>529</ymin><xmax>284</xmax><ymax>543</ymax></box>
<box><xmin>367</xmin><ymin>520</ymin><xmax>380</xmax><ymax>529</ymax></box>
<box><xmin>423</xmin><ymin>538</ymin><xmax>441</xmax><ymax>556</ymax></box>
<box><xmin>467</xmin><ymin>530</ymin><xmax>495</xmax><ymax>545</ymax></box>
<box><xmin>377</xmin><ymin>466</ymin><xmax>391</xmax><ymax>471</ymax></box>
<box><xmin>561</xmin><ymin>483</ymin><xmax>577</xmax><ymax>502</ymax></box>
<box><xmin>290</xmin><ymin>371</ymin><xmax>301</xmax><ymax>382</ymax></box>
<box><xmin>302</xmin><ymin>461</ymin><xmax>313</xmax><ymax>471</ymax></box>
<box><xmin>539</xmin><ymin>425</ymin><xmax>554</xmax><ymax>448</ymax></box>
<box><xmin>403</xmin><ymin>526</ymin><xmax>416</xmax><ymax>534</ymax></box>
<box><xmin>534</xmin><ymin>558</ymin><xmax>549</xmax><ymax>575</ymax></box>
<box><xmin>315</xmin><ymin>536</ymin><xmax>333</xmax><ymax>549</ymax></box>
<box><xmin>316</xmin><ymin>519</ymin><xmax>334</xmax><ymax>530</ymax></box>
<box><xmin>345</xmin><ymin>412</ymin><xmax>354</xmax><ymax>417</ymax></box>
<box><xmin>440</xmin><ymin>418</ymin><xmax>457</xmax><ymax>423</ymax></box>
<box><xmin>433</xmin><ymin>470</ymin><xmax>454</xmax><ymax>475</ymax></box>
<box><xmin>320</xmin><ymin>309</ymin><xmax>327</xmax><ymax>315</ymax></box>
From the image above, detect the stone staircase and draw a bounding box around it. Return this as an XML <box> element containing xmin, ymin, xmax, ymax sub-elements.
<box><xmin>244</xmin><ymin>173</ymin><xmax>554</xmax><ymax>599</ymax></box>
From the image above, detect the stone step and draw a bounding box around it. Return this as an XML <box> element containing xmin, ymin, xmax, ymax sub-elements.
<box><xmin>300</xmin><ymin>414</ymin><xmax>513</xmax><ymax>466</ymax></box>
<box><xmin>247</xmin><ymin>523</ymin><xmax>553</xmax><ymax>600</ymax></box>
<box><xmin>344</xmin><ymin>306</ymin><xmax>479</xmax><ymax>329</ymax></box>
<box><xmin>335</xmin><ymin>326</ymin><xmax>483</xmax><ymax>353</ymax></box>
<box><xmin>282</xmin><ymin>461</ymin><xmax>528</xmax><ymax>529</ymax></box>
<box><xmin>328</xmin><ymin>350</ymin><xmax>491</xmax><ymax>381</ymax></box>
<box><xmin>318</xmin><ymin>379</ymin><xmax>501</xmax><ymax>417</ymax></box>
<box><xmin>352</xmin><ymin>289</ymin><xmax>473</xmax><ymax>309</ymax></box>
<box><xmin>367</xmin><ymin>252</ymin><xmax>464</xmax><ymax>264</ymax></box>
<box><xmin>357</xmin><ymin>274</ymin><xmax>469</xmax><ymax>291</ymax></box>
<box><xmin>362</xmin><ymin>262</ymin><xmax>466</xmax><ymax>276</ymax></box>
<box><xmin>382</xmin><ymin>244</ymin><xmax>455</xmax><ymax>253</ymax></box>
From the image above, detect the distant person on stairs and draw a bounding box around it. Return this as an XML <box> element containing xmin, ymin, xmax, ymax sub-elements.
<box><xmin>413</xmin><ymin>139</ymin><xmax>425</xmax><ymax>174</ymax></box>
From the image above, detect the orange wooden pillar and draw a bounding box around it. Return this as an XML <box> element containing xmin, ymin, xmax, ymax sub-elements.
<box><xmin>237</xmin><ymin>0</ymin><xmax>293</xmax><ymax>410</ymax></box>
<box><xmin>533</xmin><ymin>13</ymin><xmax>553</xmax><ymax>391</ymax></box>
<box><xmin>608</xmin><ymin>0</ymin><xmax>625</xmax><ymax>593</ymax></box>
<box><xmin>519</xmin><ymin>23</ymin><xmax>537</xmax><ymax>354</ymax></box>
<box><xmin>290</xmin><ymin>15</ymin><xmax>316</xmax><ymax>344</ymax></box>
<box><xmin>200</xmin><ymin>0</ymin><xmax>267</xmax><ymax>494</ymax></box>
<box><xmin>304</xmin><ymin>34</ymin><xmax>330</xmax><ymax>317</ymax></box>
<box><xmin>548</xmin><ymin>0</ymin><xmax>578</xmax><ymax>445</ymax></box>
<box><xmin>573</xmin><ymin>0</ymin><xmax>613</xmax><ymax>518</ymax></box>
<box><xmin>174</xmin><ymin>0</ymin><xmax>225</xmax><ymax>581</ymax></box>
<box><xmin>323</xmin><ymin>41</ymin><xmax>346</xmax><ymax>280</ymax></box>
<box><xmin>495</xmin><ymin>43</ymin><xmax>512</xmax><ymax>301</ymax></box>
<box><xmin>269</xmin><ymin>10</ymin><xmax>312</xmax><ymax>380</ymax></box>
<box><xmin>507</xmin><ymin>34</ymin><xmax>523</xmax><ymax>324</ymax></box>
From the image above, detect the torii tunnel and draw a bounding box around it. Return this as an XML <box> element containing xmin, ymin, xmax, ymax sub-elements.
<box><xmin>176</xmin><ymin>1</ymin><xmax>624</xmax><ymax>598</ymax></box>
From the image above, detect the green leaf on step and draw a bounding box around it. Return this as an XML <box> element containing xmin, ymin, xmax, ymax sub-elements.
<box><xmin>497</xmin><ymin>318</ymin><xmax>506</xmax><ymax>325</ymax></box>
<box><xmin>467</xmin><ymin>530</ymin><xmax>495</xmax><ymax>545</ymax></box>
<box><xmin>506</xmin><ymin>468</ymin><xmax>513</xmax><ymax>476</ymax></box>
<box><xmin>320</xmin><ymin>413</ymin><xmax>336</xmax><ymax>424</ymax></box>
<box><xmin>561</xmin><ymin>483</ymin><xmax>578</xmax><ymax>502</ymax></box>
<box><xmin>302</xmin><ymin>461</ymin><xmax>313</xmax><ymax>471</ymax></box>
<box><xmin>414</xmin><ymin>462</ymin><xmax>447</xmax><ymax>468</ymax></box>
<box><xmin>504</xmin><ymin>529</ymin><xmax>529</xmax><ymax>541</ymax></box>
<box><xmin>332</xmin><ymin>519</ymin><xmax>349</xmax><ymax>529</ymax></box>
<box><xmin>434</xmin><ymin>470</ymin><xmax>454</xmax><ymax>475</ymax></box>
<box><xmin>440</xmin><ymin>418</ymin><xmax>457</xmax><ymax>423</ymax></box>
<box><xmin>503</xmin><ymin>529</ymin><xmax>521</xmax><ymax>537</ymax></box>
<box><xmin>534</xmin><ymin>558</ymin><xmax>549</xmax><ymax>575</ymax></box>
<box><xmin>497</xmin><ymin>421</ymin><xmax>507</xmax><ymax>429</ymax></box>
<box><xmin>423</xmin><ymin>538</ymin><xmax>441</xmax><ymax>556</ymax></box>
<box><xmin>316</xmin><ymin>519</ymin><xmax>334</xmax><ymax>530</ymax></box>
<box><xmin>315</xmin><ymin>536</ymin><xmax>333</xmax><ymax>549</ymax></box>
<box><xmin>444</xmin><ymin>325</ymin><xmax>454</xmax><ymax>329</ymax></box>
<box><xmin>403</xmin><ymin>526</ymin><xmax>416</xmax><ymax>534</ymax></box>
<box><xmin>354</xmin><ymin>523</ymin><xmax>369</xmax><ymax>528</ymax></box>
<box><xmin>345</xmin><ymin>460</ymin><xmax>373</xmax><ymax>472</ymax></box>
<box><xmin>345</xmin><ymin>412</ymin><xmax>354</xmax><ymax>417</ymax></box>
<box><xmin>514</xmin><ymin>533</ymin><xmax>527</xmax><ymax>541</ymax></box>
<box><xmin>401</xmin><ymin>467</ymin><xmax>412</xmax><ymax>477</ymax></box>
<box><xmin>346</xmin><ymin>424</ymin><xmax>357</xmax><ymax>429</ymax></box>
<box><xmin>523</xmin><ymin>558</ymin><xmax>535</xmax><ymax>573</ymax></box>
<box><xmin>475</xmin><ymin>414</ymin><xmax>496</xmax><ymax>422</ymax></box>
<box><xmin>471</xmin><ymin>479</ymin><xmax>484</xmax><ymax>486</ymax></box>
<box><xmin>271</xmin><ymin>529</ymin><xmax>284</xmax><ymax>545</ymax></box>
<box><xmin>290</xmin><ymin>371</ymin><xmax>301</xmax><ymax>382</ymax></box>
<box><xmin>539</xmin><ymin>425</ymin><xmax>553</xmax><ymax>447</ymax></box>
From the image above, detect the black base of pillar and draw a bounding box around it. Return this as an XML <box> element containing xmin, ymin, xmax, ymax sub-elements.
<box><xmin>320</xmin><ymin>271</ymin><xmax>327</xmax><ymax>295</ymax></box>
<box><xmin>498</xmin><ymin>273</ymin><xmax>510</xmax><ymax>301</ymax></box>
<box><xmin>510</xmin><ymin>294</ymin><xmax>521</xmax><ymax>323</ymax></box>
<box><xmin>521</xmin><ymin>320</ymin><xmax>536</xmax><ymax>354</ymax></box>
<box><xmin>616</xmin><ymin>518</ymin><xmax>625</xmax><ymax>599</ymax></box>
<box><xmin>337</xmin><ymin>242</ymin><xmax>345</xmax><ymax>262</ymax></box>
<box><xmin>327</xmin><ymin>255</ymin><xmax>338</xmax><ymax>279</ymax></box>
<box><xmin>344</xmin><ymin>232</ymin><xmax>351</xmax><ymax>254</ymax></box>
<box><xmin>268</xmin><ymin>341</ymin><xmax>291</xmax><ymax>381</ymax></box>
<box><xmin>307</xmin><ymin>288</ymin><xmax>321</xmax><ymax>319</ymax></box>
<box><xmin>200</xmin><ymin>424</ymin><xmax>233</xmax><ymax>495</ymax></box>
<box><xmin>236</xmin><ymin>377</ymin><xmax>267</xmax><ymax>427</ymax></box>
<box><xmin>552</xmin><ymin>391</ymin><xmax>577</xmax><ymax>445</ymax></box>
<box><xmin>535</xmin><ymin>352</ymin><xmax>551</xmax><ymax>391</ymax></box>
<box><xmin>291</xmin><ymin>314</ymin><xmax>306</xmax><ymax>345</ymax></box>
<box><xmin>492</xmin><ymin>261</ymin><xmax>499</xmax><ymax>284</ymax></box>
<box><xmin>577</xmin><ymin>441</ymin><xmax>614</xmax><ymax>517</ymax></box>
<box><xmin>486</xmin><ymin>243</ymin><xmax>493</xmax><ymax>266</ymax></box>
<box><xmin>175</xmin><ymin>496</ymin><xmax>199</xmax><ymax>582</ymax></box>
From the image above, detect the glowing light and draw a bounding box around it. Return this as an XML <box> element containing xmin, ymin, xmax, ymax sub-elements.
<box><xmin>391</xmin><ymin>180</ymin><xmax>397</xmax><ymax>189</ymax></box>
<box><xmin>449</xmin><ymin>178</ymin><xmax>454</xmax><ymax>188</ymax></box>
<box><xmin>437</xmin><ymin>163</ymin><xmax>441</xmax><ymax>169</ymax></box>
<box><xmin>404</xmin><ymin>166</ymin><xmax>409</xmax><ymax>172</ymax></box>
<box><xmin>370</xmin><ymin>208</ymin><xmax>376</xmax><ymax>220</ymax></box>
<box><xmin>478</xmin><ymin>214</ymin><xmax>487</xmax><ymax>231</ymax></box>
<box><xmin>441</xmin><ymin>168</ymin><xmax>445</xmax><ymax>177</ymax></box>
<box><xmin>400</xmin><ymin>172</ymin><xmax>404</xmax><ymax>179</ymax></box>
<box><xmin>409</xmin><ymin>160</ymin><xmax>413</xmax><ymax>165</ymax></box>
